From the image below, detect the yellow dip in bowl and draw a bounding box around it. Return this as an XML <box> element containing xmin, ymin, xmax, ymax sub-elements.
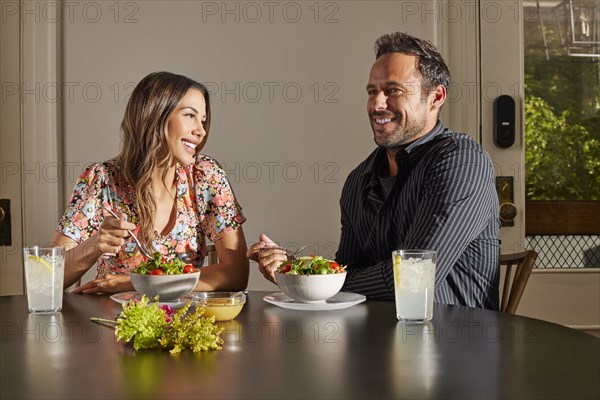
<box><xmin>192</xmin><ymin>291</ymin><xmax>246</xmax><ymax>321</ymax></box>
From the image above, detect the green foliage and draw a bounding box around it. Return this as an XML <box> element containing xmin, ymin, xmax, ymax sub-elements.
<box><xmin>525</xmin><ymin>96</ymin><xmax>600</xmax><ymax>200</ymax></box>
<box><xmin>115</xmin><ymin>296</ymin><xmax>167</xmax><ymax>350</ymax></box>
<box><xmin>95</xmin><ymin>295</ymin><xmax>224</xmax><ymax>353</ymax></box>
<box><xmin>159</xmin><ymin>303</ymin><xmax>224</xmax><ymax>354</ymax></box>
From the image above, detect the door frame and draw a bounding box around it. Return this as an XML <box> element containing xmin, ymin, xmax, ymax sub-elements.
<box><xmin>0</xmin><ymin>0</ymin><xmax>62</xmax><ymax>295</ymax></box>
<box><xmin>479</xmin><ymin>0</ymin><xmax>526</xmax><ymax>254</ymax></box>
<box><xmin>0</xmin><ymin>1</ymin><xmax>23</xmax><ymax>295</ymax></box>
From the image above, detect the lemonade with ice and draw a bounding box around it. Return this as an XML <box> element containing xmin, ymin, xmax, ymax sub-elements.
<box><xmin>24</xmin><ymin>247</ymin><xmax>64</xmax><ymax>313</ymax></box>
<box><xmin>393</xmin><ymin>250</ymin><xmax>436</xmax><ymax>322</ymax></box>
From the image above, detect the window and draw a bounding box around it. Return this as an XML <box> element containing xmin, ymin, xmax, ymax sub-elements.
<box><xmin>523</xmin><ymin>0</ymin><xmax>600</xmax><ymax>268</ymax></box>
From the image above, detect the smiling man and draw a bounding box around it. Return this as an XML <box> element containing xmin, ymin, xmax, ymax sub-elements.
<box><xmin>249</xmin><ymin>32</ymin><xmax>500</xmax><ymax>310</ymax></box>
<box><xmin>337</xmin><ymin>32</ymin><xmax>500</xmax><ymax>309</ymax></box>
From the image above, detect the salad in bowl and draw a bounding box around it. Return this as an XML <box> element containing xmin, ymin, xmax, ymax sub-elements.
<box><xmin>130</xmin><ymin>253</ymin><xmax>200</xmax><ymax>302</ymax></box>
<box><xmin>131</xmin><ymin>252</ymin><xmax>197</xmax><ymax>275</ymax></box>
<box><xmin>275</xmin><ymin>256</ymin><xmax>346</xmax><ymax>303</ymax></box>
<box><xmin>277</xmin><ymin>256</ymin><xmax>346</xmax><ymax>275</ymax></box>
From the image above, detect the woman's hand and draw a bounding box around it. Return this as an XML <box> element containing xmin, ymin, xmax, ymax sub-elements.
<box><xmin>71</xmin><ymin>274</ymin><xmax>134</xmax><ymax>295</ymax></box>
<box><xmin>246</xmin><ymin>233</ymin><xmax>287</xmax><ymax>284</ymax></box>
<box><xmin>96</xmin><ymin>213</ymin><xmax>136</xmax><ymax>255</ymax></box>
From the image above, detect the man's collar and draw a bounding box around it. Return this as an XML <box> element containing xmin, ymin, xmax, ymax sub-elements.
<box><xmin>361</xmin><ymin>121</ymin><xmax>444</xmax><ymax>176</ymax></box>
<box><xmin>403</xmin><ymin>121</ymin><xmax>444</xmax><ymax>153</ymax></box>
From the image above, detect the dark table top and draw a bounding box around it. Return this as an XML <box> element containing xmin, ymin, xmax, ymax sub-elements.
<box><xmin>1</xmin><ymin>292</ymin><xmax>599</xmax><ymax>399</ymax></box>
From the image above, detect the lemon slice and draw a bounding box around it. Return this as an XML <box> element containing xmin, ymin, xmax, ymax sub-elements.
<box><xmin>393</xmin><ymin>254</ymin><xmax>401</xmax><ymax>284</ymax></box>
<box><xmin>27</xmin><ymin>255</ymin><xmax>53</xmax><ymax>272</ymax></box>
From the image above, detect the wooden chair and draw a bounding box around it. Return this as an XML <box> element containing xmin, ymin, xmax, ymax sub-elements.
<box><xmin>500</xmin><ymin>250</ymin><xmax>538</xmax><ymax>314</ymax></box>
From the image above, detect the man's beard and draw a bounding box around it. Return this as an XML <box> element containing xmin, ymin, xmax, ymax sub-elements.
<box><xmin>371</xmin><ymin>111</ymin><xmax>427</xmax><ymax>149</ymax></box>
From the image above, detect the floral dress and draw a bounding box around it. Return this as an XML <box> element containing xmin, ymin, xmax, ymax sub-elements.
<box><xmin>57</xmin><ymin>155</ymin><xmax>245</xmax><ymax>277</ymax></box>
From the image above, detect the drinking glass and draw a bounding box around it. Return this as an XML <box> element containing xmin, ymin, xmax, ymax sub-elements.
<box><xmin>392</xmin><ymin>250</ymin><xmax>436</xmax><ymax>323</ymax></box>
<box><xmin>23</xmin><ymin>246</ymin><xmax>65</xmax><ymax>313</ymax></box>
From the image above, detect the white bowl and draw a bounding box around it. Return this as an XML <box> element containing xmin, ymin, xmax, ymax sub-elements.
<box><xmin>130</xmin><ymin>271</ymin><xmax>200</xmax><ymax>302</ymax></box>
<box><xmin>275</xmin><ymin>272</ymin><xmax>346</xmax><ymax>303</ymax></box>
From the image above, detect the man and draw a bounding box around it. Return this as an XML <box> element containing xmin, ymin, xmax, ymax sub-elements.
<box><xmin>248</xmin><ymin>32</ymin><xmax>500</xmax><ymax>310</ymax></box>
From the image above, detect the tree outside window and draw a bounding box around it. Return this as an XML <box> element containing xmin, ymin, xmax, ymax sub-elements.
<box><xmin>524</xmin><ymin>1</ymin><xmax>599</xmax><ymax>268</ymax></box>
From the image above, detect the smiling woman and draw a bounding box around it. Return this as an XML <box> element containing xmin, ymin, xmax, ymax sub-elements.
<box><xmin>49</xmin><ymin>72</ymin><xmax>249</xmax><ymax>295</ymax></box>
<box><xmin>165</xmin><ymin>88</ymin><xmax>208</xmax><ymax>167</ymax></box>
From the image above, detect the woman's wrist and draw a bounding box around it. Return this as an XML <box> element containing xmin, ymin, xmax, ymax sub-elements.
<box><xmin>80</xmin><ymin>235</ymin><xmax>104</xmax><ymax>264</ymax></box>
<box><xmin>66</xmin><ymin>235</ymin><xmax>103</xmax><ymax>269</ymax></box>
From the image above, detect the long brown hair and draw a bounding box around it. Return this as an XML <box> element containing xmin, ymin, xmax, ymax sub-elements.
<box><xmin>117</xmin><ymin>71</ymin><xmax>211</xmax><ymax>248</ymax></box>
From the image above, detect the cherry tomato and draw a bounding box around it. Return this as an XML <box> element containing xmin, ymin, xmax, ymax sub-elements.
<box><xmin>150</xmin><ymin>268</ymin><xmax>164</xmax><ymax>275</ymax></box>
<box><xmin>183</xmin><ymin>265</ymin><xmax>196</xmax><ymax>274</ymax></box>
<box><xmin>329</xmin><ymin>261</ymin><xmax>341</xmax><ymax>270</ymax></box>
<box><xmin>280</xmin><ymin>263</ymin><xmax>292</xmax><ymax>274</ymax></box>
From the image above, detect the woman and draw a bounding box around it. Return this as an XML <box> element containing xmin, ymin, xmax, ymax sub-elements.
<box><xmin>51</xmin><ymin>71</ymin><xmax>249</xmax><ymax>294</ymax></box>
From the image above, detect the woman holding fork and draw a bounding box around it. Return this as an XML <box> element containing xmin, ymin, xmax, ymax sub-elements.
<box><xmin>50</xmin><ymin>71</ymin><xmax>249</xmax><ymax>294</ymax></box>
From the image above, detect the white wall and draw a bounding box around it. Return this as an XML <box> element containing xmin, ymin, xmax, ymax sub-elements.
<box><xmin>510</xmin><ymin>269</ymin><xmax>600</xmax><ymax>336</ymax></box>
<box><xmin>60</xmin><ymin>1</ymin><xmax>445</xmax><ymax>290</ymax></box>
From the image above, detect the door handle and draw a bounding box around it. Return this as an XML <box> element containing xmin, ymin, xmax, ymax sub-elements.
<box><xmin>499</xmin><ymin>202</ymin><xmax>517</xmax><ymax>223</ymax></box>
<box><xmin>0</xmin><ymin>199</ymin><xmax>11</xmax><ymax>245</ymax></box>
<box><xmin>495</xmin><ymin>177</ymin><xmax>516</xmax><ymax>227</ymax></box>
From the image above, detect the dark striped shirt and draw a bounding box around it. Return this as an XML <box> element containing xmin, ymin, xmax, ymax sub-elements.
<box><xmin>337</xmin><ymin>122</ymin><xmax>500</xmax><ymax>310</ymax></box>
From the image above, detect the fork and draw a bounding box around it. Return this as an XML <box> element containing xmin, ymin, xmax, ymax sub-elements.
<box><xmin>286</xmin><ymin>245</ymin><xmax>307</xmax><ymax>260</ymax></box>
<box><xmin>263</xmin><ymin>244</ymin><xmax>307</xmax><ymax>260</ymax></box>
<box><xmin>103</xmin><ymin>206</ymin><xmax>154</xmax><ymax>259</ymax></box>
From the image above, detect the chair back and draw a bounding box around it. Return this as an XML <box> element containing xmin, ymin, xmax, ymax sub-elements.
<box><xmin>500</xmin><ymin>250</ymin><xmax>538</xmax><ymax>314</ymax></box>
<box><xmin>205</xmin><ymin>244</ymin><xmax>218</xmax><ymax>265</ymax></box>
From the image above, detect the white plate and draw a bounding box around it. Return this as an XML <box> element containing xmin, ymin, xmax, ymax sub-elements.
<box><xmin>263</xmin><ymin>292</ymin><xmax>366</xmax><ymax>311</ymax></box>
<box><xmin>110</xmin><ymin>291</ymin><xmax>192</xmax><ymax>309</ymax></box>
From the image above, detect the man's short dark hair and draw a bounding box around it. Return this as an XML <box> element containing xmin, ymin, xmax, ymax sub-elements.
<box><xmin>374</xmin><ymin>32</ymin><xmax>451</xmax><ymax>96</ymax></box>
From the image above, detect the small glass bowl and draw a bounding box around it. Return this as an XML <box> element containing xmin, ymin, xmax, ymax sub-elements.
<box><xmin>191</xmin><ymin>291</ymin><xmax>246</xmax><ymax>321</ymax></box>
